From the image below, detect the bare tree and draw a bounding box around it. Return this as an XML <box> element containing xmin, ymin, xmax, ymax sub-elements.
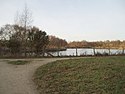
<box><xmin>15</xmin><ymin>4</ymin><xmax>33</xmax><ymax>27</ymax></box>
<box><xmin>20</xmin><ymin>4</ymin><xmax>33</xmax><ymax>28</ymax></box>
<box><xmin>14</xmin><ymin>4</ymin><xmax>33</xmax><ymax>56</ymax></box>
<box><xmin>0</xmin><ymin>24</ymin><xmax>22</xmax><ymax>56</ymax></box>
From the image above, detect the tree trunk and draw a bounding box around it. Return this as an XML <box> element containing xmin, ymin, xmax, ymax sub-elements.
<box><xmin>42</xmin><ymin>46</ymin><xmax>45</xmax><ymax>57</ymax></box>
<box><xmin>57</xmin><ymin>49</ymin><xmax>60</xmax><ymax>57</ymax></box>
<box><xmin>93</xmin><ymin>48</ymin><xmax>95</xmax><ymax>56</ymax></box>
<box><xmin>76</xmin><ymin>48</ymin><xmax>78</xmax><ymax>56</ymax></box>
<box><xmin>122</xmin><ymin>48</ymin><xmax>124</xmax><ymax>54</ymax></box>
<box><xmin>108</xmin><ymin>48</ymin><xmax>111</xmax><ymax>55</ymax></box>
<box><xmin>24</xmin><ymin>32</ymin><xmax>27</xmax><ymax>57</ymax></box>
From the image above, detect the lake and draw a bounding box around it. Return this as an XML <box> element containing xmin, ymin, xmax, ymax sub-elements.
<box><xmin>48</xmin><ymin>48</ymin><xmax>124</xmax><ymax>56</ymax></box>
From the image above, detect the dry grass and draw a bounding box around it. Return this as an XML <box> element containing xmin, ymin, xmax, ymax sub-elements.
<box><xmin>34</xmin><ymin>56</ymin><xmax>125</xmax><ymax>94</ymax></box>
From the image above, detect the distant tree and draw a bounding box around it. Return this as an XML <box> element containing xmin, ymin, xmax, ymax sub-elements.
<box><xmin>0</xmin><ymin>25</ymin><xmax>15</xmax><ymax>56</ymax></box>
<box><xmin>48</xmin><ymin>36</ymin><xmax>67</xmax><ymax>56</ymax></box>
<box><xmin>33</xmin><ymin>30</ymin><xmax>49</xmax><ymax>56</ymax></box>
<box><xmin>0</xmin><ymin>24</ymin><xmax>15</xmax><ymax>40</ymax></box>
<box><xmin>0</xmin><ymin>24</ymin><xmax>24</xmax><ymax>56</ymax></box>
<box><xmin>8</xmin><ymin>34</ymin><xmax>21</xmax><ymax>56</ymax></box>
<box><xmin>48</xmin><ymin>36</ymin><xmax>67</xmax><ymax>49</ymax></box>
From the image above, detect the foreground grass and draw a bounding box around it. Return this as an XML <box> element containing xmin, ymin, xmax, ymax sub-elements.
<box><xmin>34</xmin><ymin>56</ymin><xmax>125</xmax><ymax>94</ymax></box>
<box><xmin>8</xmin><ymin>60</ymin><xmax>30</xmax><ymax>65</ymax></box>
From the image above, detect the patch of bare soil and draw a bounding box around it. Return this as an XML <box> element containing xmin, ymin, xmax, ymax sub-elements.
<box><xmin>0</xmin><ymin>58</ymin><xmax>67</xmax><ymax>94</ymax></box>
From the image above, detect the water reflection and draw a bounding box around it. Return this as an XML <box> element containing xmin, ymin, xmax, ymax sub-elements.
<box><xmin>49</xmin><ymin>48</ymin><xmax>124</xmax><ymax>56</ymax></box>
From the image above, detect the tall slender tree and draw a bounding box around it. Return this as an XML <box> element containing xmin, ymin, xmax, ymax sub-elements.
<box><xmin>14</xmin><ymin>4</ymin><xmax>33</xmax><ymax>56</ymax></box>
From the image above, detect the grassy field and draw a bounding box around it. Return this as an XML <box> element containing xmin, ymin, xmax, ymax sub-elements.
<box><xmin>34</xmin><ymin>56</ymin><xmax>125</xmax><ymax>94</ymax></box>
<box><xmin>8</xmin><ymin>60</ymin><xmax>30</xmax><ymax>65</ymax></box>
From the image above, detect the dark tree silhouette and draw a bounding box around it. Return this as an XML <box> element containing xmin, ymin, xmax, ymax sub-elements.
<box><xmin>8</xmin><ymin>34</ymin><xmax>21</xmax><ymax>56</ymax></box>
<box><xmin>33</xmin><ymin>30</ymin><xmax>49</xmax><ymax>56</ymax></box>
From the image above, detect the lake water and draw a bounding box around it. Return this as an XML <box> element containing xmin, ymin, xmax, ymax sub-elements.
<box><xmin>49</xmin><ymin>48</ymin><xmax>124</xmax><ymax>56</ymax></box>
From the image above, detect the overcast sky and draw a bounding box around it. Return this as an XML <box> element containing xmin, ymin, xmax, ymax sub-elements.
<box><xmin>0</xmin><ymin>0</ymin><xmax>125</xmax><ymax>41</ymax></box>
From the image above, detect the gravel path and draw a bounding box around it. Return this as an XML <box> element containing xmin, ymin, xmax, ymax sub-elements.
<box><xmin>0</xmin><ymin>58</ymin><xmax>67</xmax><ymax>94</ymax></box>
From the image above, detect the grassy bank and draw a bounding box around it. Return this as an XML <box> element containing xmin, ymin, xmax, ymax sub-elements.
<box><xmin>34</xmin><ymin>56</ymin><xmax>125</xmax><ymax>94</ymax></box>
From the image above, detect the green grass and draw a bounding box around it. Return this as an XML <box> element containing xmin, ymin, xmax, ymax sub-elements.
<box><xmin>34</xmin><ymin>56</ymin><xmax>125</xmax><ymax>94</ymax></box>
<box><xmin>8</xmin><ymin>60</ymin><xmax>30</xmax><ymax>65</ymax></box>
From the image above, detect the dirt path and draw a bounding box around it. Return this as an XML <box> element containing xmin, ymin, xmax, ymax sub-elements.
<box><xmin>0</xmin><ymin>58</ymin><xmax>68</xmax><ymax>94</ymax></box>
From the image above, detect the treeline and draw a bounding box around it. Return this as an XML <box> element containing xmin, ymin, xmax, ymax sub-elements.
<box><xmin>48</xmin><ymin>35</ymin><xmax>67</xmax><ymax>50</ymax></box>
<box><xmin>67</xmin><ymin>40</ymin><xmax>125</xmax><ymax>56</ymax></box>
<box><xmin>67</xmin><ymin>40</ymin><xmax>125</xmax><ymax>49</ymax></box>
<box><xmin>0</xmin><ymin>23</ymin><xmax>125</xmax><ymax>57</ymax></box>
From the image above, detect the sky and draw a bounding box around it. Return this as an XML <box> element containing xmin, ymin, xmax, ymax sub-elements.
<box><xmin>0</xmin><ymin>0</ymin><xmax>125</xmax><ymax>42</ymax></box>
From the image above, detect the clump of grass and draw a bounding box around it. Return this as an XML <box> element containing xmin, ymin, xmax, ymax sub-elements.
<box><xmin>8</xmin><ymin>60</ymin><xmax>30</xmax><ymax>65</ymax></box>
<box><xmin>34</xmin><ymin>56</ymin><xmax>125</xmax><ymax>94</ymax></box>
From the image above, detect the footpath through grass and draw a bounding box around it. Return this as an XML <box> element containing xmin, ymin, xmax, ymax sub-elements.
<box><xmin>34</xmin><ymin>56</ymin><xmax>125</xmax><ymax>94</ymax></box>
